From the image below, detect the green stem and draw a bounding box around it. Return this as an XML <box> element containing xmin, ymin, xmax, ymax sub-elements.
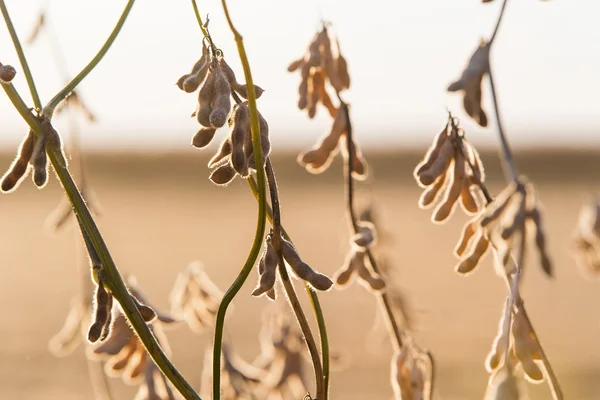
<box><xmin>190</xmin><ymin>0</ymin><xmax>210</xmax><ymax>39</ymax></box>
<box><xmin>43</xmin><ymin>0</ymin><xmax>136</xmax><ymax>117</ymax></box>
<box><xmin>2</xmin><ymin>83</ymin><xmax>201</xmax><ymax>400</ymax></box>
<box><xmin>212</xmin><ymin>2</ymin><xmax>268</xmax><ymax>399</ymax></box>
<box><xmin>0</xmin><ymin>0</ymin><xmax>42</xmax><ymax>109</ymax></box>
<box><xmin>248</xmin><ymin>176</ymin><xmax>330</xmax><ymax>400</ymax></box>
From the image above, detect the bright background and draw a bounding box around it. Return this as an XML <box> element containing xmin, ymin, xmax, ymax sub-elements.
<box><xmin>0</xmin><ymin>0</ymin><xmax>599</xmax><ymax>151</ymax></box>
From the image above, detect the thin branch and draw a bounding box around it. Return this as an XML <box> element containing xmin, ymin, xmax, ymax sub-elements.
<box><xmin>339</xmin><ymin>100</ymin><xmax>404</xmax><ymax>352</ymax></box>
<box><xmin>43</xmin><ymin>0</ymin><xmax>136</xmax><ymax>117</ymax></box>
<box><xmin>247</xmin><ymin>176</ymin><xmax>330</xmax><ymax>400</ymax></box>
<box><xmin>489</xmin><ymin>0</ymin><xmax>509</xmax><ymax>45</ymax></box>
<box><xmin>265</xmin><ymin>159</ymin><xmax>324</xmax><ymax>400</ymax></box>
<box><xmin>212</xmin><ymin>2</ymin><xmax>268</xmax><ymax>399</ymax></box>
<box><xmin>487</xmin><ymin>63</ymin><xmax>519</xmax><ymax>183</ymax></box>
<box><xmin>0</xmin><ymin>0</ymin><xmax>42</xmax><ymax>109</ymax></box>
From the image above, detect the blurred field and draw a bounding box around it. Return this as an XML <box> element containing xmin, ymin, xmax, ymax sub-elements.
<box><xmin>0</xmin><ymin>149</ymin><xmax>599</xmax><ymax>400</ymax></box>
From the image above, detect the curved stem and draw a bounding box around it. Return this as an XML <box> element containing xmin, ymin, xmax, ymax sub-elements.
<box><xmin>0</xmin><ymin>88</ymin><xmax>200</xmax><ymax>400</ymax></box>
<box><xmin>212</xmin><ymin>2</ymin><xmax>268</xmax><ymax>399</ymax></box>
<box><xmin>489</xmin><ymin>0</ymin><xmax>509</xmax><ymax>45</ymax></box>
<box><xmin>190</xmin><ymin>0</ymin><xmax>210</xmax><ymax>40</ymax></box>
<box><xmin>265</xmin><ymin>159</ymin><xmax>324</xmax><ymax>399</ymax></box>
<box><xmin>248</xmin><ymin>176</ymin><xmax>330</xmax><ymax>400</ymax></box>
<box><xmin>0</xmin><ymin>0</ymin><xmax>42</xmax><ymax>109</ymax></box>
<box><xmin>487</xmin><ymin>63</ymin><xmax>519</xmax><ymax>182</ymax></box>
<box><xmin>43</xmin><ymin>0</ymin><xmax>136</xmax><ymax>117</ymax></box>
<box><xmin>340</xmin><ymin>101</ymin><xmax>404</xmax><ymax>352</ymax></box>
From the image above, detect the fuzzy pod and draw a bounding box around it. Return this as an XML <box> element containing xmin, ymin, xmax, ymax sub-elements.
<box><xmin>349</xmin><ymin>139</ymin><xmax>368</xmax><ymax>180</ymax></box>
<box><xmin>192</xmin><ymin>127</ymin><xmax>217</xmax><ymax>149</ymax></box>
<box><xmin>320</xmin><ymin>30</ymin><xmax>344</xmax><ymax>92</ymax></box>
<box><xmin>287</xmin><ymin>57</ymin><xmax>304</xmax><ymax>72</ymax></box>
<box><xmin>480</xmin><ymin>183</ymin><xmax>519</xmax><ymax>227</ymax></box>
<box><xmin>197</xmin><ymin>70</ymin><xmax>216</xmax><ymax>127</ymax></box>
<box><xmin>88</xmin><ymin>282</ymin><xmax>111</xmax><ymax>343</ymax></box>
<box><xmin>465</xmin><ymin>142</ymin><xmax>486</xmax><ymax>182</ymax></box>
<box><xmin>1</xmin><ymin>130</ymin><xmax>35</xmax><ymax>192</ymax></box>
<box><xmin>245</xmin><ymin>111</ymin><xmax>271</xmax><ymax>172</ymax></box>
<box><xmin>306</xmin><ymin>31</ymin><xmax>324</xmax><ymax>67</ymax></box>
<box><xmin>307</xmin><ymin>71</ymin><xmax>320</xmax><ymax>119</ymax></box>
<box><xmin>355</xmin><ymin>252</ymin><xmax>386</xmax><ymax>292</ymax></box>
<box><xmin>500</xmin><ymin>200</ymin><xmax>526</xmax><ymax>241</ymax></box>
<box><xmin>333</xmin><ymin>251</ymin><xmax>358</xmax><ymax>288</ymax></box>
<box><xmin>124</xmin><ymin>350</ymin><xmax>148</xmax><ymax>384</ymax></box>
<box><xmin>219</xmin><ymin>59</ymin><xmax>264</xmax><ymax>100</ymax></box>
<box><xmin>252</xmin><ymin>242</ymin><xmax>279</xmax><ymax>298</ymax></box>
<box><xmin>460</xmin><ymin>181</ymin><xmax>479</xmax><ymax>214</ymax></box>
<box><xmin>105</xmin><ymin>338</ymin><xmax>138</xmax><ymax>373</ymax></box>
<box><xmin>209</xmin><ymin>67</ymin><xmax>232</xmax><ymax>128</ymax></box>
<box><xmin>265</xmin><ymin>288</ymin><xmax>276</xmax><ymax>301</ymax></box>
<box><xmin>432</xmin><ymin>153</ymin><xmax>465</xmax><ymax>223</ymax></box>
<box><xmin>177</xmin><ymin>43</ymin><xmax>209</xmax><ymax>92</ymax></box>
<box><xmin>208</xmin><ymin>138</ymin><xmax>232</xmax><ymax>168</ymax></box>
<box><xmin>512</xmin><ymin>311</ymin><xmax>544</xmax><ymax>382</ymax></box>
<box><xmin>455</xmin><ymin>231</ymin><xmax>489</xmax><ymax>275</ymax></box>
<box><xmin>297</xmin><ymin>63</ymin><xmax>311</xmax><ymax>110</ymax></box>
<box><xmin>462</xmin><ymin>81</ymin><xmax>488</xmax><ymax>127</ymax></box>
<box><xmin>31</xmin><ymin>133</ymin><xmax>48</xmax><ymax>188</ymax></box>
<box><xmin>99</xmin><ymin>295</ymin><xmax>114</xmax><ymax>341</ymax></box>
<box><xmin>336</xmin><ymin>53</ymin><xmax>351</xmax><ymax>90</ymax></box>
<box><xmin>351</xmin><ymin>221</ymin><xmax>377</xmax><ymax>250</ymax></box>
<box><xmin>48</xmin><ymin>299</ymin><xmax>86</xmax><ymax>357</ymax></box>
<box><xmin>419</xmin><ymin>170</ymin><xmax>448</xmax><ymax>209</ymax></box>
<box><xmin>280</xmin><ymin>238</ymin><xmax>333</xmax><ymax>291</ymax></box>
<box><xmin>229</xmin><ymin>103</ymin><xmax>251</xmax><ymax>176</ymax></box>
<box><xmin>131</xmin><ymin>295</ymin><xmax>157</xmax><ymax>322</ymax></box>
<box><xmin>209</xmin><ymin>163</ymin><xmax>237</xmax><ymax>186</ymax></box>
<box><xmin>298</xmin><ymin>108</ymin><xmax>345</xmax><ymax>172</ymax></box>
<box><xmin>414</xmin><ymin>123</ymin><xmax>449</xmax><ymax>181</ymax></box>
<box><xmin>417</xmin><ymin>137</ymin><xmax>455</xmax><ymax>187</ymax></box>
<box><xmin>316</xmin><ymin>77</ymin><xmax>337</xmax><ymax>118</ymax></box>
<box><xmin>485</xmin><ymin>301</ymin><xmax>510</xmax><ymax>372</ymax></box>
<box><xmin>527</xmin><ymin>208</ymin><xmax>553</xmax><ymax>277</ymax></box>
<box><xmin>0</xmin><ymin>64</ymin><xmax>16</xmax><ymax>82</ymax></box>
<box><xmin>454</xmin><ymin>218</ymin><xmax>479</xmax><ymax>257</ymax></box>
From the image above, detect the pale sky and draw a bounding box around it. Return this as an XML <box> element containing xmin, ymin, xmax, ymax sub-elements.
<box><xmin>0</xmin><ymin>0</ymin><xmax>599</xmax><ymax>151</ymax></box>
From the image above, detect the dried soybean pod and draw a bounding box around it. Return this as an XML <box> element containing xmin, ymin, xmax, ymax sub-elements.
<box><xmin>99</xmin><ymin>295</ymin><xmax>114</xmax><ymax>341</ymax></box>
<box><xmin>219</xmin><ymin>59</ymin><xmax>264</xmax><ymax>100</ymax></box>
<box><xmin>230</xmin><ymin>103</ymin><xmax>250</xmax><ymax>175</ymax></box>
<box><xmin>131</xmin><ymin>295</ymin><xmax>157</xmax><ymax>322</ymax></box>
<box><xmin>192</xmin><ymin>127</ymin><xmax>217</xmax><ymax>149</ymax></box>
<box><xmin>334</xmin><ymin>251</ymin><xmax>357</xmax><ymax>287</ymax></box>
<box><xmin>466</xmin><ymin>142</ymin><xmax>485</xmax><ymax>182</ymax></box>
<box><xmin>252</xmin><ymin>243</ymin><xmax>278</xmax><ymax>298</ymax></box>
<box><xmin>0</xmin><ymin>63</ymin><xmax>16</xmax><ymax>82</ymax></box>
<box><xmin>354</xmin><ymin>252</ymin><xmax>386</xmax><ymax>291</ymax></box>
<box><xmin>485</xmin><ymin>300</ymin><xmax>510</xmax><ymax>372</ymax></box>
<box><xmin>178</xmin><ymin>44</ymin><xmax>210</xmax><ymax>93</ymax></box>
<box><xmin>31</xmin><ymin>133</ymin><xmax>48</xmax><ymax>188</ymax></box>
<box><xmin>209</xmin><ymin>163</ymin><xmax>237</xmax><ymax>186</ymax></box>
<box><xmin>527</xmin><ymin>208</ymin><xmax>552</xmax><ymax>276</ymax></box>
<box><xmin>125</xmin><ymin>351</ymin><xmax>147</xmax><ymax>384</ymax></box>
<box><xmin>1</xmin><ymin>131</ymin><xmax>35</xmax><ymax>192</ymax></box>
<box><xmin>419</xmin><ymin>170</ymin><xmax>448</xmax><ymax>209</ymax></box>
<box><xmin>500</xmin><ymin>196</ymin><xmax>526</xmax><ymax>240</ymax></box>
<box><xmin>106</xmin><ymin>339</ymin><xmax>137</xmax><ymax>373</ymax></box>
<box><xmin>336</xmin><ymin>53</ymin><xmax>350</xmax><ymax>90</ymax></box>
<box><xmin>480</xmin><ymin>183</ymin><xmax>518</xmax><ymax>227</ymax></box>
<box><xmin>208</xmin><ymin>138</ymin><xmax>233</xmax><ymax>168</ymax></box>
<box><xmin>433</xmin><ymin>152</ymin><xmax>465</xmax><ymax>223</ymax></box>
<box><xmin>455</xmin><ymin>218</ymin><xmax>479</xmax><ymax>257</ymax></box>
<box><xmin>88</xmin><ymin>281</ymin><xmax>111</xmax><ymax>343</ymax></box>
<box><xmin>299</xmin><ymin>108</ymin><xmax>345</xmax><ymax>172</ymax></box>
<box><xmin>297</xmin><ymin>63</ymin><xmax>311</xmax><ymax>110</ymax></box>
<box><xmin>512</xmin><ymin>310</ymin><xmax>543</xmax><ymax>382</ymax></box>
<box><xmin>306</xmin><ymin>31</ymin><xmax>324</xmax><ymax>67</ymax></box>
<box><xmin>351</xmin><ymin>221</ymin><xmax>377</xmax><ymax>249</ymax></box>
<box><xmin>321</xmin><ymin>30</ymin><xmax>344</xmax><ymax>92</ymax></box>
<box><xmin>266</xmin><ymin>288</ymin><xmax>276</xmax><ymax>301</ymax></box>
<box><xmin>197</xmin><ymin>70</ymin><xmax>216</xmax><ymax>127</ymax></box>
<box><xmin>317</xmin><ymin>80</ymin><xmax>337</xmax><ymax>118</ymax></box>
<box><xmin>281</xmin><ymin>238</ymin><xmax>333</xmax><ymax>291</ymax></box>
<box><xmin>307</xmin><ymin>71</ymin><xmax>321</xmax><ymax>119</ymax></box>
<box><xmin>460</xmin><ymin>181</ymin><xmax>479</xmax><ymax>214</ymax></box>
<box><xmin>209</xmin><ymin>67</ymin><xmax>232</xmax><ymax>128</ymax></box>
<box><xmin>455</xmin><ymin>232</ymin><xmax>489</xmax><ymax>275</ymax></box>
<box><xmin>418</xmin><ymin>138</ymin><xmax>454</xmax><ymax>187</ymax></box>
<box><xmin>287</xmin><ymin>57</ymin><xmax>304</xmax><ymax>72</ymax></box>
<box><xmin>414</xmin><ymin>123</ymin><xmax>449</xmax><ymax>180</ymax></box>
<box><xmin>339</xmin><ymin>136</ymin><xmax>368</xmax><ymax>180</ymax></box>
<box><xmin>246</xmin><ymin>112</ymin><xmax>271</xmax><ymax>172</ymax></box>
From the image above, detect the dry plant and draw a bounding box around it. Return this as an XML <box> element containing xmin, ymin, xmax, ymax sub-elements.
<box><xmin>411</xmin><ymin>0</ymin><xmax>562</xmax><ymax>398</ymax></box>
<box><xmin>0</xmin><ymin>0</ymin><xmax>584</xmax><ymax>399</ymax></box>
<box><xmin>572</xmin><ymin>198</ymin><xmax>600</xmax><ymax>278</ymax></box>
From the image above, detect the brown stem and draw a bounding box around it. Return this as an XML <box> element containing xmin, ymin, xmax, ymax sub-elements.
<box><xmin>265</xmin><ymin>159</ymin><xmax>324</xmax><ymax>400</ymax></box>
<box><xmin>489</xmin><ymin>0</ymin><xmax>509</xmax><ymax>45</ymax></box>
<box><xmin>339</xmin><ymin>101</ymin><xmax>404</xmax><ymax>353</ymax></box>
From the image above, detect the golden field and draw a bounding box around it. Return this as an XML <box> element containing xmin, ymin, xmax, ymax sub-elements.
<box><xmin>0</xmin><ymin>149</ymin><xmax>599</xmax><ymax>400</ymax></box>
